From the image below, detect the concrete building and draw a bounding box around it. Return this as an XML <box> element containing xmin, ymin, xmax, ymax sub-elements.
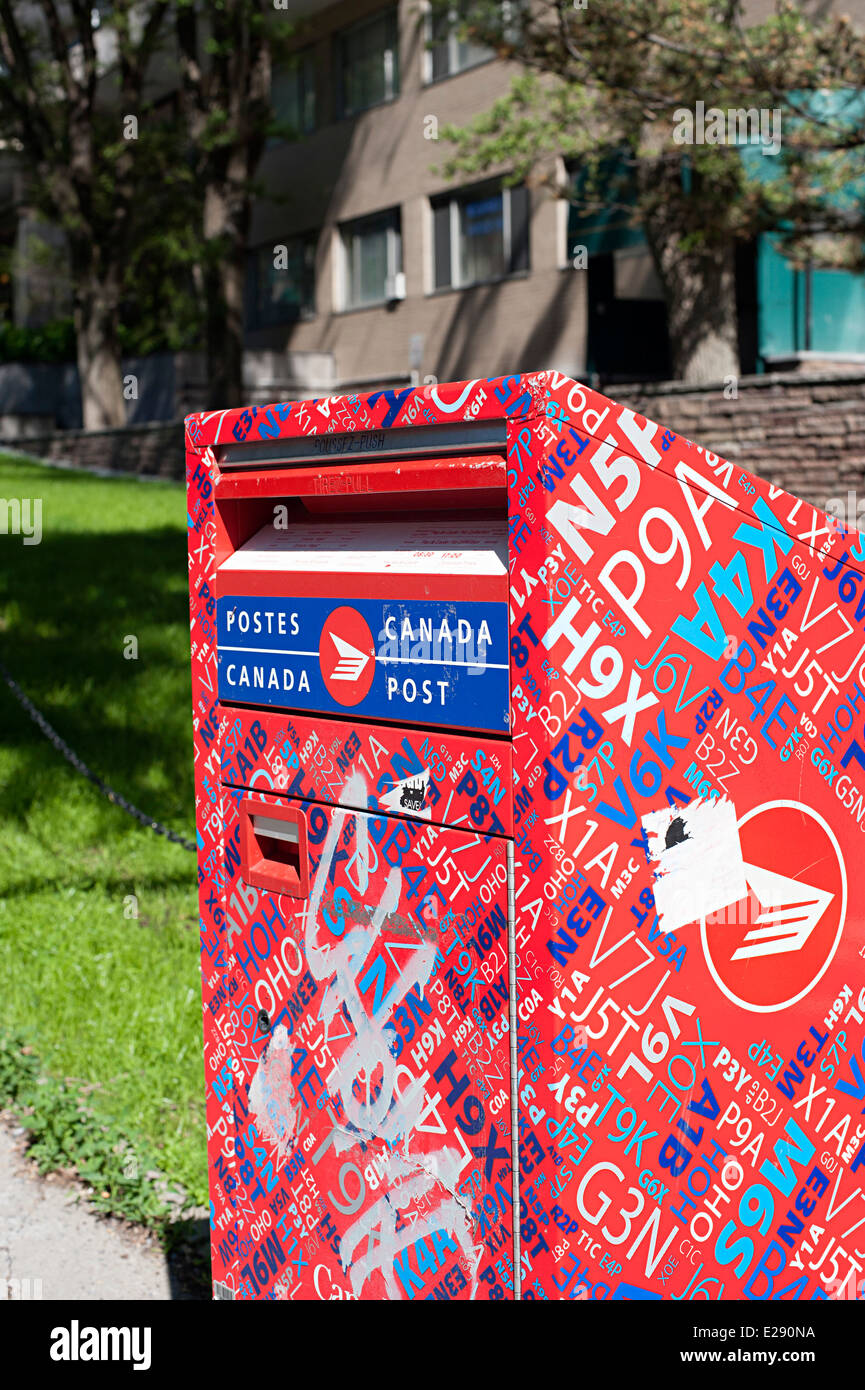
<box><xmin>3</xmin><ymin>0</ymin><xmax>865</xmax><ymax>415</ymax></box>
<box><xmin>247</xmin><ymin>0</ymin><xmax>865</xmax><ymax>395</ymax></box>
<box><xmin>245</xmin><ymin>0</ymin><xmax>589</xmax><ymax>394</ymax></box>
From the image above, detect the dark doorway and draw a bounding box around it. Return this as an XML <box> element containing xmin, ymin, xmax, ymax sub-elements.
<box><xmin>587</xmin><ymin>251</ymin><xmax>672</xmax><ymax>386</ymax></box>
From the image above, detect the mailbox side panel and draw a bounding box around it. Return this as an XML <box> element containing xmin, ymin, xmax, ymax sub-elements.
<box><xmin>508</xmin><ymin>382</ymin><xmax>865</xmax><ymax>1303</ymax></box>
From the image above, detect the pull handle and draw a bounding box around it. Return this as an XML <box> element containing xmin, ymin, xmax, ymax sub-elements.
<box><xmin>240</xmin><ymin>799</ymin><xmax>309</xmax><ymax>898</ymax></box>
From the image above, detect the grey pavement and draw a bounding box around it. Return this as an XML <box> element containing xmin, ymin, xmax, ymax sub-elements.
<box><xmin>0</xmin><ymin>1116</ymin><xmax>176</xmax><ymax>1300</ymax></box>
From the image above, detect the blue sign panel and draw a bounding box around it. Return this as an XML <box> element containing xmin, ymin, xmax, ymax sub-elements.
<box><xmin>216</xmin><ymin>595</ymin><xmax>510</xmax><ymax>731</ymax></box>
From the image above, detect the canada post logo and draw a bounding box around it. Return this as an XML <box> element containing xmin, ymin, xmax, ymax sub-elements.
<box><xmin>319</xmin><ymin>607</ymin><xmax>375</xmax><ymax>705</ymax></box>
<box><xmin>701</xmin><ymin>801</ymin><xmax>847</xmax><ymax>1013</ymax></box>
<box><xmin>216</xmin><ymin>595</ymin><xmax>509</xmax><ymax>731</ymax></box>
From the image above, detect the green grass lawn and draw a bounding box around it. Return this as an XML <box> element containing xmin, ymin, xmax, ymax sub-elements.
<box><xmin>0</xmin><ymin>454</ymin><xmax>207</xmax><ymax>1206</ymax></box>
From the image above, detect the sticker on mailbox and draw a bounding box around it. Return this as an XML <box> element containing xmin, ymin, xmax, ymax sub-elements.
<box><xmin>216</xmin><ymin>595</ymin><xmax>510</xmax><ymax>730</ymax></box>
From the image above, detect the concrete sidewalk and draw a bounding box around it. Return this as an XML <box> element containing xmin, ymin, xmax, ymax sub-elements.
<box><xmin>0</xmin><ymin>1116</ymin><xmax>178</xmax><ymax>1300</ymax></box>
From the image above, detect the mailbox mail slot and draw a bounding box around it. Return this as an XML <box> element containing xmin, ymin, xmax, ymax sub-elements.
<box><xmin>188</xmin><ymin>374</ymin><xmax>865</xmax><ymax>1304</ymax></box>
<box><xmin>239</xmin><ymin>800</ymin><xmax>308</xmax><ymax>899</ymax></box>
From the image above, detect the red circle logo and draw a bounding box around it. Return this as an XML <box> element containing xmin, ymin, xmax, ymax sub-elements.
<box><xmin>319</xmin><ymin>606</ymin><xmax>375</xmax><ymax>706</ymax></box>
<box><xmin>701</xmin><ymin>801</ymin><xmax>846</xmax><ymax>1013</ymax></box>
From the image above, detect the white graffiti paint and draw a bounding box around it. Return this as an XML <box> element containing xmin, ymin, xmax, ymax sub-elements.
<box><xmin>250</xmin><ymin>769</ymin><xmax>481</xmax><ymax>1298</ymax></box>
<box><xmin>340</xmin><ymin>1148</ymin><xmax>478</xmax><ymax>1300</ymax></box>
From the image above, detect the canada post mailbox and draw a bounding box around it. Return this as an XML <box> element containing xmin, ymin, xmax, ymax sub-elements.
<box><xmin>187</xmin><ymin>375</ymin><xmax>865</xmax><ymax>1302</ymax></box>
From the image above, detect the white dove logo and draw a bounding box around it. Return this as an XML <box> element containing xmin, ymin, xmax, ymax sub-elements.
<box><xmin>329</xmin><ymin>632</ymin><xmax>370</xmax><ymax>683</ymax></box>
<box><xmin>319</xmin><ymin>606</ymin><xmax>376</xmax><ymax>706</ymax></box>
<box><xmin>731</xmin><ymin>862</ymin><xmax>834</xmax><ymax>961</ymax></box>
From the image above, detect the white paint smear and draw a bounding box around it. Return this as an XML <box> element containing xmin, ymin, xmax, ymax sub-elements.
<box><xmin>248</xmin><ymin>1024</ymin><xmax>298</xmax><ymax>1159</ymax></box>
<box><xmin>642</xmin><ymin>796</ymin><xmax>747</xmax><ymax>935</ymax></box>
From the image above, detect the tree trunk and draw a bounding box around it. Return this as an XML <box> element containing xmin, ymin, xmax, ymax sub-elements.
<box><xmin>639</xmin><ymin>156</ymin><xmax>741</xmax><ymax>386</ymax></box>
<box><xmin>653</xmin><ymin>237</ymin><xmax>741</xmax><ymax>385</ymax></box>
<box><xmin>73</xmin><ymin>270</ymin><xmax>126</xmax><ymax>430</ymax></box>
<box><xmin>203</xmin><ymin>180</ymin><xmax>248</xmax><ymax>411</ymax></box>
<box><xmin>175</xmin><ymin>2</ymin><xmax>271</xmax><ymax>413</ymax></box>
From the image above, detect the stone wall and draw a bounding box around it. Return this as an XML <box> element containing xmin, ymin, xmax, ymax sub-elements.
<box><xmin>2</xmin><ymin>421</ymin><xmax>185</xmax><ymax>479</ymax></box>
<box><xmin>621</xmin><ymin>369</ymin><xmax>865</xmax><ymax>514</ymax></box>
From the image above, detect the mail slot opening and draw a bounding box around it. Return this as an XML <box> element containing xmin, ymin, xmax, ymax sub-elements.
<box><xmin>211</xmin><ymin>450</ymin><xmax>508</xmax><ymax>568</ymax></box>
<box><xmin>240</xmin><ymin>800</ymin><xmax>308</xmax><ymax>898</ymax></box>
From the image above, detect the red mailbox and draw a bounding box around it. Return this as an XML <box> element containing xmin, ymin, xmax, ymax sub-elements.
<box><xmin>187</xmin><ymin>375</ymin><xmax>865</xmax><ymax>1302</ymax></box>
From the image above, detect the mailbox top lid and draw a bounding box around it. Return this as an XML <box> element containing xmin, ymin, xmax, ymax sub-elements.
<box><xmin>219</xmin><ymin>517</ymin><xmax>508</xmax><ymax>580</ymax></box>
<box><xmin>186</xmin><ymin>372</ymin><xmax>865</xmax><ymax>578</ymax></box>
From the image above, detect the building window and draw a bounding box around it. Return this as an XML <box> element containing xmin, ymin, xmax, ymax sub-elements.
<box><xmin>271</xmin><ymin>48</ymin><xmax>316</xmax><ymax>140</ymax></box>
<box><xmin>425</xmin><ymin>2</ymin><xmax>492</xmax><ymax>82</ymax></box>
<box><xmin>246</xmin><ymin>235</ymin><xmax>317</xmax><ymax>329</ymax></box>
<box><xmin>758</xmin><ymin>233</ymin><xmax>865</xmax><ymax>361</ymax></box>
<box><xmin>431</xmin><ymin>182</ymin><xmax>529</xmax><ymax>289</ymax></box>
<box><xmin>337</xmin><ymin>9</ymin><xmax>399</xmax><ymax>118</ymax></box>
<box><xmin>564</xmin><ymin>155</ymin><xmax>642</xmax><ymax>262</ymax></box>
<box><xmin>340</xmin><ymin>209</ymin><xmax>403</xmax><ymax>309</ymax></box>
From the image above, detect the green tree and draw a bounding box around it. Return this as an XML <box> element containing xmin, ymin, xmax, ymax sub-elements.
<box><xmin>175</xmin><ymin>0</ymin><xmax>298</xmax><ymax>411</ymax></box>
<box><xmin>439</xmin><ymin>0</ymin><xmax>865</xmax><ymax>383</ymax></box>
<box><xmin>0</xmin><ymin>0</ymin><xmax>177</xmax><ymax>426</ymax></box>
<box><xmin>117</xmin><ymin>122</ymin><xmax>204</xmax><ymax>361</ymax></box>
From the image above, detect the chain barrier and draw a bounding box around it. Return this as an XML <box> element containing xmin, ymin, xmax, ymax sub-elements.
<box><xmin>0</xmin><ymin>658</ymin><xmax>197</xmax><ymax>853</ymax></box>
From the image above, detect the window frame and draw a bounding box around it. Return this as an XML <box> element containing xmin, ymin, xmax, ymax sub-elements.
<box><xmin>563</xmin><ymin>153</ymin><xmax>646</xmax><ymax>264</ymax></box>
<box><xmin>422</xmin><ymin>1</ymin><xmax>496</xmax><ymax>85</ymax></box>
<box><xmin>429</xmin><ymin>180</ymin><xmax>529</xmax><ymax>291</ymax></box>
<box><xmin>246</xmin><ymin>232</ymin><xmax>318</xmax><ymax>331</ymax></box>
<box><xmin>270</xmin><ymin>45</ymin><xmax>317</xmax><ymax>144</ymax></box>
<box><xmin>338</xmin><ymin>207</ymin><xmax>403</xmax><ymax>312</ymax></box>
<box><xmin>336</xmin><ymin>7</ymin><xmax>400</xmax><ymax>120</ymax></box>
